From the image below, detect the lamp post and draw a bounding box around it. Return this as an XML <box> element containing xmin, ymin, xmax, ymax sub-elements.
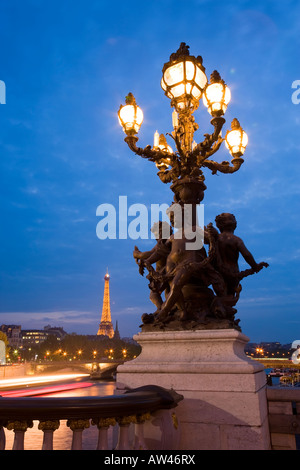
<box><xmin>118</xmin><ymin>43</ymin><xmax>247</xmax><ymax>206</ymax></box>
<box><xmin>118</xmin><ymin>43</ymin><xmax>268</xmax><ymax>331</ymax></box>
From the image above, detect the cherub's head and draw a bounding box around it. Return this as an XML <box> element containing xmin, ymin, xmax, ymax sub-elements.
<box><xmin>215</xmin><ymin>213</ymin><xmax>237</xmax><ymax>233</ymax></box>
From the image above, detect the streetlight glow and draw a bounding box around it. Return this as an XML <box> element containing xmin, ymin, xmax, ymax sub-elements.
<box><xmin>161</xmin><ymin>43</ymin><xmax>207</xmax><ymax>112</ymax></box>
<box><xmin>203</xmin><ymin>71</ymin><xmax>231</xmax><ymax>117</ymax></box>
<box><xmin>225</xmin><ymin>119</ymin><xmax>248</xmax><ymax>157</ymax></box>
<box><xmin>118</xmin><ymin>93</ymin><xmax>143</xmax><ymax>135</ymax></box>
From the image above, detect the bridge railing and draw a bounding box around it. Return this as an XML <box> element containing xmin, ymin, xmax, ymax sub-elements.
<box><xmin>267</xmin><ymin>386</ymin><xmax>300</xmax><ymax>450</ymax></box>
<box><xmin>0</xmin><ymin>385</ymin><xmax>183</xmax><ymax>450</ymax></box>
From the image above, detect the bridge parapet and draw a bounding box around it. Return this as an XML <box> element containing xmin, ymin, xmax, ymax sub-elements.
<box><xmin>0</xmin><ymin>385</ymin><xmax>182</xmax><ymax>450</ymax></box>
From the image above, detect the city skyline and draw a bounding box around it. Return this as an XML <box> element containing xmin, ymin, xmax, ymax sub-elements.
<box><xmin>0</xmin><ymin>1</ymin><xmax>299</xmax><ymax>344</ymax></box>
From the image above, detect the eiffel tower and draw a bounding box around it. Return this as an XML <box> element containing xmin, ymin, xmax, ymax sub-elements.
<box><xmin>97</xmin><ymin>270</ymin><xmax>114</xmax><ymax>338</ymax></box>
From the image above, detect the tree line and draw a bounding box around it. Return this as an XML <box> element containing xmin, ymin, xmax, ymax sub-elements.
<box><xmin>7</xmin><ymin>334</ymin><xmax>141</xmax><ymax>363</ymax></box>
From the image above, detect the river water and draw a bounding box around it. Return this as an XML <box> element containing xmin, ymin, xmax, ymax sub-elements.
<box><xmin>3</xmin><ymin>379</ymin><xmax>116</xmax><ymax>451</ymax></box>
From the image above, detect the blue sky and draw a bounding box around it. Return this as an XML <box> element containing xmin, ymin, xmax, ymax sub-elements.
<box><xmin>0</xmin><ymin>0</ymin><xmax>299</xmax><ymax>344</ymax></box>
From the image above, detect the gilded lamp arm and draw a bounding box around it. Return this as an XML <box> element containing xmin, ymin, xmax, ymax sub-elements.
<box><xmin>124</xmin><ymin>135</ymin><xmax>177</xmax><ymax>165</ymax></box>
<box><xmin>190</xmin><ymin>116</ymin><xmax>225</xmax><ymax>160</ymax></box>
<box><xmin>202</xmin><ymin>156</ymin><xmax>244</xmax><ymax>175</ymax></box>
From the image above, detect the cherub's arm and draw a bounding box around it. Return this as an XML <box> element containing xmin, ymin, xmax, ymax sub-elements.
<box><xmin>236</xmin><ymin>237</ymin><xmax>261</xmax><ymax>271</ymax></box>
<box><xmin>133</xmin><ymin>246</ymin><xmax>155</xmax><ymax>261</ymax></box>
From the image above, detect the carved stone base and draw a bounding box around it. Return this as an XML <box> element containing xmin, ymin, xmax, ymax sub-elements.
<box><xmin>116</xmin><ymin>329</ymin><xmax>271</xmax><ymax>450</ymax></box>
<box><xmin>141</xmin><ymin>316</ymin><xmax>240</xmax><ymax>333</ymax></box>
<box><xmin>141</xmin><ymin>282</ymin><xmax>241</xmax><ymax>331</ymax></box>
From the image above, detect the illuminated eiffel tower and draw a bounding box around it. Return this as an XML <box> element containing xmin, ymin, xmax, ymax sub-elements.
<box><xmin>97</xmin><ymin>270</ymin><xmax>114</xmax><ymax>338</ymax></box>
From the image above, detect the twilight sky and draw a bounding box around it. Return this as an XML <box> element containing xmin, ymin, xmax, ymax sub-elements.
<box><xmin>0</xmin><ymin>0</ymin><xmax>299</xmax><ymax>344</ymax></box>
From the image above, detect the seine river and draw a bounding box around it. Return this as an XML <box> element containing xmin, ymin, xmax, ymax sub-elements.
<box><xmin>3</xmin><ymin>379</ymin><xmax>116</xmax><ymax>451</ymax></box>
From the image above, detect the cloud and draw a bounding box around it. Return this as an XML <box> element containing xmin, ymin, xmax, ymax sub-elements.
<box><xmin>0</xmin><ymin>310</ymin><xmax>97</xmax><ymax>327</ymax></box>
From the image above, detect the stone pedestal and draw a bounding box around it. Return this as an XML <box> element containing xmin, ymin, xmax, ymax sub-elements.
<box><xmin>116</xmin><ymin>329</ymin><xmax>271</xmax><ymax>450</ymax></box>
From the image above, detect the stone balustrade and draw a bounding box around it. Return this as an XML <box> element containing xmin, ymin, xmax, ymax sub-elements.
<box><xmin>0</xmin><ymin>385</ymin><xmax>182</xmax><ymax>450</ymax></box>
<box><xmin>1</xmin><ymin>381</ymin><xmax>299</xmax><ymax>450</ymax></box>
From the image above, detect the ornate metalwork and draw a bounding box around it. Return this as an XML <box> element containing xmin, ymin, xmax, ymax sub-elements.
<box><xmin>6</xmin><ymin>420</ymin><xmax>33</xmax><ymax>432</ymax></box>
<box><xmin>92</xmin><ymin>417</ymin><xmax>116</xmax><ymax>428</ymax></box>
<box><xmin>67</xmin><ymin>419</ymin><xmax>90</xmax><ymax>431</ymax></box>
<box><xmin>124</xmin><ymin>114</ymin><xmax>243</xmax><ymax>190</ymax></box>
<box><xmin>38</xmin><ymin>420</ymin><xmax>60</xmax><ymax>432</ymax></box>
<box><xmin>172</xmin><ymin>412</ymin><xmax>179</xmax><ymax>430</ymax></box>
<box><xmin>119</xmin><ymin>44</ymin><xmax>269</xmax><ymax>332</ymax></box>
<box><xmin>116</xmin><ymin>415</ymin><xmax>137</xmax><ymax>426</ymax></box>
<box><xmin>135</xmin><ymin>412</ymin><xmax>151</xmax><ymax>424</ymax></box>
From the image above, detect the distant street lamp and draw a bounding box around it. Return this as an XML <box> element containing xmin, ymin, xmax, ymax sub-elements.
<box><xmin>108</xmin><ymin>348</ymin><xmax>114</xmax><ymax>359</ymax></box>
<box><xmin>118</xmin><ymin>43</ymin><xmax>268</xmax><ymax>331</ymax></box>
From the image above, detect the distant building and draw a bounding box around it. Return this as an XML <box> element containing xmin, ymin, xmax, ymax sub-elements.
<box><xmin>0</xmin><ymin>324</ymin><xmax>22</xmax><ymax>348</ymax></box>
<box><xmin>245</xmin><ymin>341</ymin><xmax>293</xmax><ymax>358</ymax></box>
<box><xmin>43</xmin><ymin>325</ymin><xmax>67</xmax><ymax>340</ymax></box>
<box><xmin>22</xmin><ymin>325</ymin><xmax>67</xmax><ymax>346</ymax></box>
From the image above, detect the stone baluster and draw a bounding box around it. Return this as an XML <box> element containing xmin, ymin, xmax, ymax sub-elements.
<box><xmin>6</xmin><ymin>420</ymin><xmax>33</xmax><ymax>450</ymax></box>
<box><xmin>134</xmin><ymin>412</ymin><xmax>151</xmax><ymax>450</ymax></box>
<box><xmin>92</xmin><ymin>417</ymin><xmax>116</xmax><ymax>450</ymax></box>
<box><xmin>115</xmin><ymin>415</ymin><xmax>136</xmax><ymax>450</ymax></box>
<box><xmin>67</xmin><ymin>419</ymin><xmax>90</xmax><ymax>450</ymax></box>
<box><xmin>38</xmin><ymin>420</ymin><xmax>60</xmax><ymax>450</ymax></box>
<box><xmin>0</xmin><ymin>425</ymin><xmax>6</xmax><ymax>450</ymax></box>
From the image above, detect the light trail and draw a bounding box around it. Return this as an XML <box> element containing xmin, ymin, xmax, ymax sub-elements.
<box><xmin>0</xmin><ymin>373</ymin><xmax>90</xmax><ymax>389</ymax></box>
<box><xmin>1</xmin><ymin>381</ymin><xmax>94</xmax><ymax>397</ymax></box>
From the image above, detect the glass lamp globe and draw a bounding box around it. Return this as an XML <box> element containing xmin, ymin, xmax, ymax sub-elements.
<box><xmin>161</xmin><ymin>43</ymin><xmax>207</xmax><ymax>112</ymax></box>
<box><xmin>118</xmin><ymin>93</ymin><xmax>143</xmax><ymax>135</ymax></box>
<box><xmin>203</xmin><ymin>70</ymin><xmax>231</xmax><ymax>116</ymax></box>
<box><xmin>225</xmin><ymin>119</ymin><xmax>248</xmax><ymax>157</ymax></box>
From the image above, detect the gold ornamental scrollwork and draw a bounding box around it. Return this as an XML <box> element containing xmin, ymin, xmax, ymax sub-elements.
<box><xmin>38</xmin><ymin>420</ymin><xmax>60</xmax><ymax>432</ymax></box>
<box><xmin>66</xmin><ymin>419</ymin><xmax>90</xmax><ymax>431</ymax></box>
<box><xmin>91</xmin><ymin>417</ymin><xmax>116</xmax><ymax>429</ymax></box>
<box><xmin>116</xmin><ymin>415</ymin><xmax>137</xmax><ymax>426</ymax></box>
<box><xmin>172</xmin><ymin>412</ymin><xmax>179</xmax><ymax>430</ymax></box>
<box><xmin>6</xmin><ymin>420</ymin><xmax>34</xmax><ymax>432</ymax></box>
<box><xmin>135</xmin><ymin>412</ymin><xmax>152</xmax><ymax>424</ymax></box>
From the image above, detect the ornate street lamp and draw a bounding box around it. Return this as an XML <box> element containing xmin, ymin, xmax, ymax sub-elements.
<box><xmin>119</xmin><ymin>43</ymin><xmax>247</xmax><ymax>209</ymax></box>
<box><xmin>202</xmin><ymin>70</ymin><xmax>231</xmax><ymax>117</ymax></box>
<box><xmin>161</xmin><ymin>42</ymin><xmax>207</xmax><ymax>113</ymax></box>
<box><xmin>118</xmin><ymin>43</ymin><xmax>268</xmax><ymax>331</ymax></box>
<box><xmin>225</xmin><ymin>118</ymin><xmax>248</xmax><ymax>158</ymax></box>
<box><xmin>118</xmin><ymin>93</ymin><xmax>144</xmax><ymax>135</ymax></box>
